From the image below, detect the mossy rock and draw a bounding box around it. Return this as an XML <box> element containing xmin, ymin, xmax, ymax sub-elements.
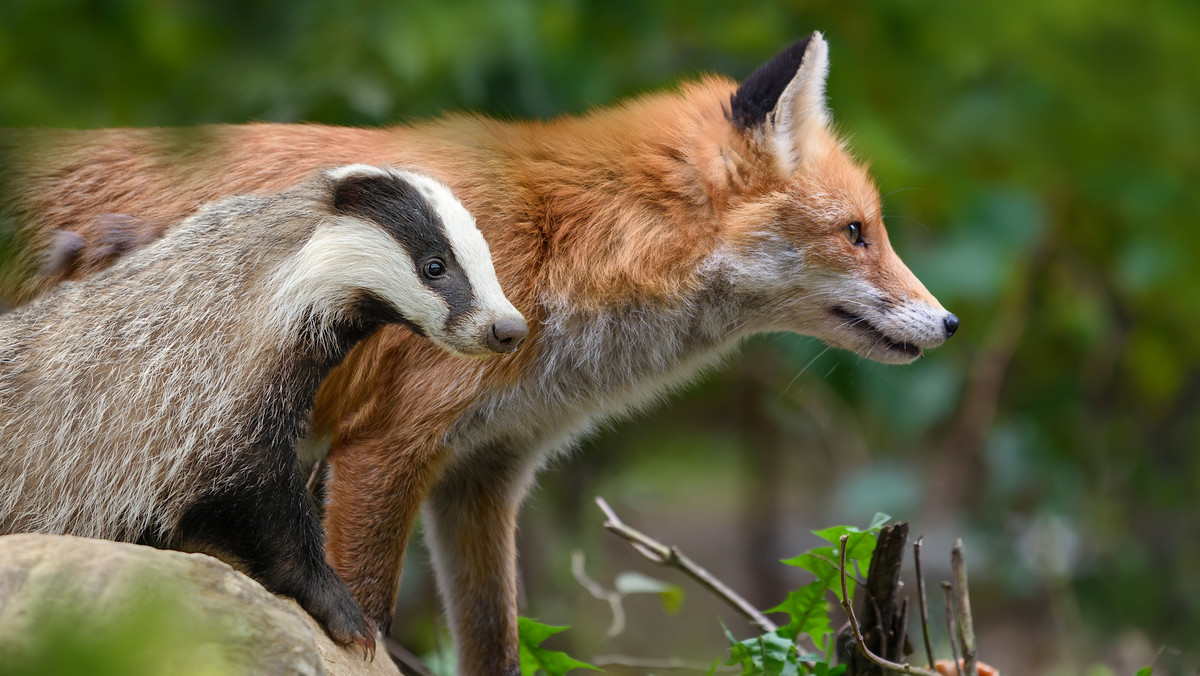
<box><xmin>0</xmin><ymin>534</ymin><xmax>399</xmax><ymax>676</ymax></box>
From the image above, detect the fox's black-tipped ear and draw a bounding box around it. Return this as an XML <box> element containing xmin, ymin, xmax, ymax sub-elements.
<box><xmin>730</xmin><ymin>35</ymin><xmax>815</xmax><ymax>131</ymax></box>
<box><xmin>730</xmin><ymin>32</ymin><xmax>832</xmax><ymax>174</ymax></box>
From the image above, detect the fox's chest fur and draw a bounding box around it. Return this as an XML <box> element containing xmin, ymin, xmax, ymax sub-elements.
<box><xmin>443</xmin><ymin>247</ymin><xmax>782</xmax><ymax>466</ymax></box>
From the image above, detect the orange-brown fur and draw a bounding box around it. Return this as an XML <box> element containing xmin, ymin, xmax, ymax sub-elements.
<box><xmin>0</xmin><ymin>38</ymin><xmax>951</xmax><ymax>674</ymax></box>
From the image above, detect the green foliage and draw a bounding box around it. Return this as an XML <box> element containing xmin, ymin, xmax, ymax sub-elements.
<box><xmin>1135</xmin><ymin>668</ymin><xmax>1152</xmax><ymax>676</ymax></box>
<box><xmin>516</xmin><ymin>617</ymin><xmax>597</xmax><ymax>676</ymax></box>
<box><xmin>614</xmin><ymin>570</ymin><xmax>686</xmax><ymax>615</ymax></box>
<box><xmin>724</xmin><ymin>515</ymin><xmax>887</xmax><ymax>675</ymax></box>
<box><xmin>724</xmin><ymin>623</ymin><xmax>809</xmax><ymax>676</ymax></box>
<box><xmin>768</xmin><ymin>583</ymin><xmax>833</xmax><ymax>657</ymax></box>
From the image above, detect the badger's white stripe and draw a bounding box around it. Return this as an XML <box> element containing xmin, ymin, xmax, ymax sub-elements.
<box><xmin>266</xmin><ymin>217</ymin><xmax>447</xmax><ymax>343</ymax></box>
<box><xmin>391</xmin><ymin>170</ymin><xmax>523</xmax><ymax>338</ymax></box>
<box><xmin>322</xmin><ymin>165</ymin><xmax>523</xmax><ymax>353</ymax></box>
<box><xmin>323</xmin><ymin>163</ymin><xmax>395</xmax><ymax>182</ymax></box>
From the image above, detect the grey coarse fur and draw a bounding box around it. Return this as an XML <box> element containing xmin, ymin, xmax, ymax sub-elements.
<box><xmin>0</xmin><ymin>171</ymin><xmax>405</xmax><ymax>543</ymax></box>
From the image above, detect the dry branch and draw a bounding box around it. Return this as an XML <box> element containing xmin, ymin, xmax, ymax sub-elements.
<box><xmin>595</xmin><ymin>496</ymin><xmax>777</xmax><ymax>634</ymax></box>
<box><xmin>941</xmin><ymin>583</ymin><xmax>961</xmax><ymax>676</ymax></box>
<box><xmin>950</xmin><ymin>540</ymin><xmax>979</xmax><ymax>676</ymax></box>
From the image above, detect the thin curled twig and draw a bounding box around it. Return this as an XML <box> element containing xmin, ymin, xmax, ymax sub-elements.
<box><xmin>570</xmin><ymin>549</ymin><xmax>626</xmax><ymax>638</ymax></box>
<box><xmin>838</xmin><ymin>534</ymin><xmax>940</xmax><ymax>676</ymax></box>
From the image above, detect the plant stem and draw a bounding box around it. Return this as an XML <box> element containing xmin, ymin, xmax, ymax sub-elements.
<box><xmin>837</xmin><ymin>535</ymin><xmax>940</xmax><ymax>676</ymax></box>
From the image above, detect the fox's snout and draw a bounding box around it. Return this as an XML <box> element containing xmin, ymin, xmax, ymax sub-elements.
<box><xmin>944</xmin><ymin>313</ymin><xmax>959</xmax><ymax>338</ymax></box>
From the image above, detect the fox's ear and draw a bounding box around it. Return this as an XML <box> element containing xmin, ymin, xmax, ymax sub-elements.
<box><xmin>730</xmin><ymin>32</ymin><xmax>831</xmax><ymax>174</ymax></box>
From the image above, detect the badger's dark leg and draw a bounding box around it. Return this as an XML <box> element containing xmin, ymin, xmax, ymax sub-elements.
<box><xmin>175</xmin><ymin>449</ymin><xmax>374</xmax><ymax>656</ymax></box>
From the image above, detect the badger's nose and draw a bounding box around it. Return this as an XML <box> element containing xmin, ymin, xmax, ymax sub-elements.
<box><xmin>944</xmin><ymin>313</ymin><xmax>960</xmax><ymax>338</ymax></box>
<box><xmin>486</xmin><ymin>316</ymin><xmax>528</xmax><ymax>353</ymax></box>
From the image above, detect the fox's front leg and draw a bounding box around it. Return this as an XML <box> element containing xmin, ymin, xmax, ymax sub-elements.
<box><xmin>424</xmin><ymin>443</ymin><xmax>534</xmax><ymax>676</ymax></box>
<box><xmin>323</xmin><ymin>431</ymin><xmax>445</xmax><ymax>633</ymax></box>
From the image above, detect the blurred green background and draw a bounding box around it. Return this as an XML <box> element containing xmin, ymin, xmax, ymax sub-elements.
<box><xmin>1</xmin><ymin>1</ymin><xmax>1197</xmax><ymax>674</ymax></box>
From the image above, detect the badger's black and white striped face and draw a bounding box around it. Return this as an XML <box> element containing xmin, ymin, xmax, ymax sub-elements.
<box><xmin>285</xmin><ymin>165</ymin><xmax>525</xmax><ymax>357</ymax></box>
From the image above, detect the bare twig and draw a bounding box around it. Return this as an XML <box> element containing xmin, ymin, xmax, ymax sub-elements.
<box><xmin>570</xmin><ymin>549</ymin><xmax>626</xmax><ymax>638</ymax></box>
<box><xmin>913</xmin><ymin>538</ymin><xmax>936</xmax><ymax>669</ymax></box>
<box><xmin>837</xmin><ymin>535</ymin><xmax>940</xmax><ymax>676</ymax></box>
<box><xmin>595</xmin><ymin>496</ymin><xmax>776</xmax><ymax>634</ymax></box>
<box><xmin>809</xmin><ymin>551</ymin><xmax>870</xmax><ymax>589</ymax></box>
<box><xmin>382</xmin><ymin>636</ymin><xmax>435</xmax><ymax>676</ymax></box>
<box><xmin>594</xmin><ymin>654</ymin><xmax>738</xmax><ymax>672</ymax></box>
<box><xmin>951</xmin><ymin>540</ymin><xmax>979</xmax><ymax>676</ymax></box>
<box><xmin>941</xmin><ymin>583</ymin><xmax>961</xmax><ymax>676</ymax></box>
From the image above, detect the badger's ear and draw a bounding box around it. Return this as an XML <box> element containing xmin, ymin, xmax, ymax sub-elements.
<box><xmin>729</xmin><ymin>32</ymin><xmax>831</xmax><ymax>175</ymax></box>
<box><xmin>326</xmin><ymin>164</ymin><xmax>391</xmax><ymax>211</ymax></box>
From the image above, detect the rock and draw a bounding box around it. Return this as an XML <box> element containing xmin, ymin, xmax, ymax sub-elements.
<box><xmin>0</xmin><ymin>533</ymin><xmax>401</xmax><ymax>676</ymax></box>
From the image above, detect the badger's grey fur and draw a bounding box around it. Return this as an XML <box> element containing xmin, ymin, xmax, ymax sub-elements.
<box><xmin>0</xmin><ymin>165</ymin><xmax>525</xmax><ymax>650</ymax></box>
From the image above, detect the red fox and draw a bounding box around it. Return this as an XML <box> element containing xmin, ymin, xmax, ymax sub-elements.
<box><xmin>0</xmin><ymin>33</ymin><xmax>955</xmax><ymax>674</ymax></box>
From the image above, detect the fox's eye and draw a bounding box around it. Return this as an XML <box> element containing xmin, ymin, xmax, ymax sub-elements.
<box><xmin>423</xmin><ymin>259</ymin><xmax>447</xmax><ymax>278</ymax></box>
<box><xmin>844</xmin><ymin>221</ymin><xmax>865</xmax><ymax>247</ymax></box>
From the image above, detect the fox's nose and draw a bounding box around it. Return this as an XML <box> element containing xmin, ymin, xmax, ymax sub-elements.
<box><xmin>944</xmin><ymin>313</ymin><xmax>960</xmax><ymax>338</ymax></box>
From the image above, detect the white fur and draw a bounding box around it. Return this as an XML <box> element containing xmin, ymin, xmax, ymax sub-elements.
<box><xmin>267</xmin><ymin>220</ymin><xmax>447</xmax><ymax>342</ymax></box>
<box><xmin>770</xmin><ymin>32</ymin><xmax>831</xmax><ymax>175</ymax></box>
<box><xmin>445</xmin><ymin>248</ymin><xmax>761</xmax><ymax>469</ymax></box>
<box><xmin>319</xmin><ymin>165</ymin><xmax>524</xmax><ymax>357</ymax></box>
<box><xmin>392</xmin><ymin>169</ymin><xmax>525</xmax><ymax>352</ymax></box>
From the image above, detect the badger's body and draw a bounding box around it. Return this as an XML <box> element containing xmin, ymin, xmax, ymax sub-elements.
<box><xmin>0</xmin><ymin>165</ymin><xmax>524</xmax><ymax>652</ymax></box>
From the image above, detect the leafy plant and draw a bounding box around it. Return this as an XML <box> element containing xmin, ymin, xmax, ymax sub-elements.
<box><xmin>722</xmin><ymin>513</ymin><xmax>889</xmax><ymax>676</ymax></box>
<box><xmin>517</xmin><ymin>617</ymin><xmax>597</xmax><ymax>676</ymax></box>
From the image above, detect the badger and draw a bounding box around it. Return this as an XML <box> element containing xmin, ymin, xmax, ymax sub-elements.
<box><xmin>0</xmin><ymin>164</ymin><xmax>526</xmax><ymax>653</ymax></box>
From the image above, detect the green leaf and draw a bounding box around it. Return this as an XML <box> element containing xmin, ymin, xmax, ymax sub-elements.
<box><xmin>767</xmin><ymin>580</ymin><xmax>833</xmax><ymax>653</ymax></box>
<box><xmin>1135</xmin><ymin>668</ymin><xmax>1153</xmax><ymax>676</ymax></box>
<box><xmin>517</xmin><ymin>617</ymin><xmax>598</xmax><ymax>676</ymax></box>
<box><xmin>758</xmin><ymin>632</ymin><xmax>800</xmax><ymax>676</ymax></box>
<box><xmin>810</xmin><ymin>513</ymin><xmax>889</xmax><ymax>580</ymax></box>
<box><xmin>781</xmin><ymin>547</ymin><xmax>853</xmax><ymax>603</ymax></box>
<box><xmin>723</xmin><ymin>626</ymin><xmax>809</xmax><ymax>676</ymax></box>
<box><xmin>614</xmin><ymin>570</ymin><xmax>686</xmax><ymax>614</ymax></box>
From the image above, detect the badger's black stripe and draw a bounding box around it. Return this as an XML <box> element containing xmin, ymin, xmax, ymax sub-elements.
<box><xmin>730</xmin><ymin>35</ymin><xmax>813</xmax><ymax>131</ymax></box>
<box><xmin>173</xmin><ymin>304</ymin><xmax>387</xmax><ymax>642</ymax></box>
<box><xmin>332</xmin><ymin>172</ymin><xmax>474</xmax><ymax>330</ymax></box>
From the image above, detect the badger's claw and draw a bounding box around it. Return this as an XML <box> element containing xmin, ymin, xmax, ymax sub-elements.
<box><xmin>357</xmin><ymin>631</ymin><xmax>377</xmax><ymax>662</ymax></box>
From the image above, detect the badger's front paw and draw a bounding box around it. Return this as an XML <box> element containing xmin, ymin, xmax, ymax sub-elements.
<box><xmin>298</xmin><ymin>571</ymin><xmax>376</xmax><ymax>661</ymax></box>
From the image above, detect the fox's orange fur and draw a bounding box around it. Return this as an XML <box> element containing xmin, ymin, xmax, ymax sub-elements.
<box><xmin>0</xmin><ymin>35</ymin><xmax>954</xmax><ymax>674</ymax></box>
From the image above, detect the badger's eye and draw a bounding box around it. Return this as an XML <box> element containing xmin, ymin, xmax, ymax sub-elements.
<box><xmin>423</xmin><ymin>259</ymin><xmax>447</xmax><ymax>279</ymax></box>
<box><xmin>843</xmin><ymin>221</ymin><xmax>865</xmax><ymax>247</ymax></box>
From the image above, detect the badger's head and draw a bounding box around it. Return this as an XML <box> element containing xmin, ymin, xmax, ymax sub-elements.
<box><xmin>285</xmin><ymin>165</ymin><xmax>526</xmax><ymax>358</ymax></box>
